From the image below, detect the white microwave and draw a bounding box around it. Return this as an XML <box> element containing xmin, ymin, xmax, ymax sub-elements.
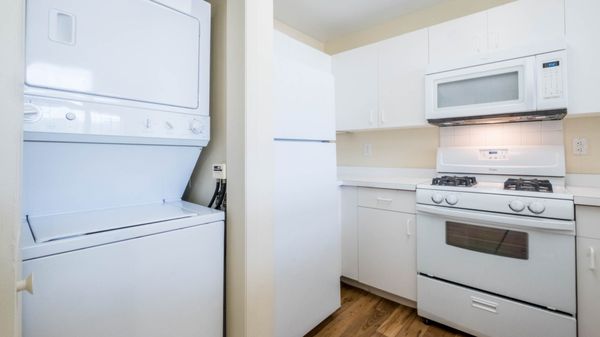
<box><xmin>425</xmin><ymin>50</ymin><xmax>567</xmax><ymax>126</ymax></box>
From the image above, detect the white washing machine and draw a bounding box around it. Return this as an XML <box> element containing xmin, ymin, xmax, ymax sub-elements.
<box><xmin>20</xmin><ymin>0</ymin><xmax>222</xmax><ymax>336</ymax></box>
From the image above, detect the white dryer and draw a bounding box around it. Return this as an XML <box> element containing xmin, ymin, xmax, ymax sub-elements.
<box><xmin>20</xmin><ymin>1</ymin><xmax>221</xmax><ymax>336</ymax></box>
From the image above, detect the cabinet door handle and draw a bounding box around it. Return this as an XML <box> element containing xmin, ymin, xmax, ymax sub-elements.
<box><xmin>406</xmin><ymin>218</ymin><xmax>412</xmax><ymax>236</ymax></box>
<box><xmin>369</xmin><ymin>109</ymin><xmax>374</xmax><ymax>125</ymax></box>
<box><xmin>376</xmin><ymin>197</ymin><xmax>392</xmax><ymax>203</ymax></box>
<box><xmin>590</xmin><ymin>247</ymin><xmax>596</xmax><ymax>270</ymax></box>
<box><xmin>380</xmin><ymin>109</ymin><xmax>386</xmax><ymax>124</ymax></box>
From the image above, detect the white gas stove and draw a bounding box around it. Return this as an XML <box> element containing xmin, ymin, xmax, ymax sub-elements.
<box><xmin>416</xmin><ymin>146</ymin><xmax>576</xmax><ymax>337</ymax></box>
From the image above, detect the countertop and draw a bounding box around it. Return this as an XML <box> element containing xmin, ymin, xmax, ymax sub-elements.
<box><xmin>567</xmin><ymin>186</ymin><xmax>600</xmax><ymax>207</ymax></box>
<box><xmin>338</xmin><ymin>176</ymin><xmax>431</xmax><ymax>191</ymax></box>
<box><xmin>338</xmin><ymin>167</ymin><xmax>600</xmax><ymax>206</ymax></box>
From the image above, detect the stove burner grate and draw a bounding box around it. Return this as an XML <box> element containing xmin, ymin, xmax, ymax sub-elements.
<box><xmin>432</xmin><ymin>176</ymin><xmax>478</xmax><ymax>187</ymax></box>
<box><xmin>504</xmin><ymin>178</ymin><xmax>553</xmax><ymax>193</ymax></box>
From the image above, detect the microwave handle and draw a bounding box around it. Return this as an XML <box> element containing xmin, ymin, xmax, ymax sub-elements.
<box><xmin>416</xmin><ymin>204</ymin><xmax>575</xmax><ymax>233</ymax></box>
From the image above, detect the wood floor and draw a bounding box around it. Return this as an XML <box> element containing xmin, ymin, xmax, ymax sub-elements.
<box><xmin>305</xmin><ymin>284</ymin><xmax>471</xmax><ymax>337</ymax></box>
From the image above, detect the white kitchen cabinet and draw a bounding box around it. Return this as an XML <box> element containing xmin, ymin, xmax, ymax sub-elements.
<box><xmin>428</xmin><ymin>11</ymin><xmax>487</xmax><ymax>65</ymax></box>
<box><xmin>378</xmin><ymin>29</ymin><xmax>429</xmax><ymax>128</ymax></box>
<box><xmin>577</xmin><ymin>237</ymin><xmax>600</xmax><ymax>337</ymax></box>
<box><xmin>340</xmin><ymin>186</ymin><xmax>358</xmax><ymax>280</ymax></box>
<box><xmin>429</xmin><ymin>0</ymin><xmax>565</xmax><ymax>66</ymax></box>
<box><xmin>576</xmin><ymin>205</ymin><xmax>600</xmax><ymax>337</ymax></box>
<box><xmin>487</xmin><ymin>0</ymin><xmax>565</xmax><ymax>54</ymax></box>
<box><xmin>357</xmin><ymin>206</ymin><xmax>416</xmax><ymax>301</ymax></box>
<box><xmin>566</xmin><ymin>0</ymin><xmax>600</xmax><ymax>115</ymax></box>
<box><xmin>333</xmin><ymin>44</ymin><xmax>379</xmax><ymax>131</ymax></box>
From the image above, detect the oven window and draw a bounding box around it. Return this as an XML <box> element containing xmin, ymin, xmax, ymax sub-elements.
<box><xmin>446</xmin><ymin>222</ymin><xmax>528</xmax><ymax>260</ymax></box>
<box><xmin>437</xmin><ymin>71</ymin><xmax>520</xmax><ymax>108</ymax></box>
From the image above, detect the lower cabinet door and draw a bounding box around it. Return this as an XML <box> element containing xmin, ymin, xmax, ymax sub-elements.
<box><xmin>358</xmin><ymin>207</ymin><xmax>416</xmax><ymax>300</ymax></box>
<box><xmin>340</xmin><ymin>186</ymin><xmax>358</xmax><ymax>280</ymax></box>
<box><xmin>577</xmin><ymin>237</ymin><xmax>600</xmax><ymax>337</ymax></box>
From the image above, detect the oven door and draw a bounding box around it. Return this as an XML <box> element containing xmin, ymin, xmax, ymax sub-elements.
<box><xmin>416</xmin><ymin>204</ymin><xmax>575</xmax><ymax>315</ymax></box>
<box><xmin>425</xmin><ymin>57</ymin><xmax>536</xmax><ymax>122</ymax></box>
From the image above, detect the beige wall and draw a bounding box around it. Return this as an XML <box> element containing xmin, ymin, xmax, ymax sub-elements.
<box><xmin>565</xmin><ymin>117</ymin><xmax>600</xmax><ymax>174</ymax></box>
<box><xmin>0</xmin><ymin>1</ymin><xmax>24</xmax><ymax>337</ymax></box>
<box><xmin>337</xmin><ymin>116</ymin><xmax>600</xmax><ymax>174</ymax></box>
<box><xmin>187</xmin><ymin>1</ymin><xmax>228</xmax><ymax>206</ymax></box>
<box><xmin>337</xmin><ymin>127</ymin><xmax>439</xmax><ymax>169</ymax></box>
<box><xmin>274</xmin><ymin>20</ymin><xmax>325</xmax><ymax>52</ymax></box>
<box><xmin>325</xmin><ymin>0</ymin><xmax>515</xmax><ymax>54</ymax></box>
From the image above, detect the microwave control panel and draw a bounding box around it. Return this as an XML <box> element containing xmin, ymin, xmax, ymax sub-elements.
<box><xmin>541</xmin><ymin>60</ymin><xmax>563</xmax><ymax>98</ymax></box>
<box><xmin>536</xmin><ymin>50</ymin><xmax>567</xmax><ymax>110</ymax></box>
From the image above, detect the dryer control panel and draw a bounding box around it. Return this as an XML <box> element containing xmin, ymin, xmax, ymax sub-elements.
<box><xmin>24</xmin><ymin>96</ymin><xmax>210</xmax><ymax>146</ymax></box>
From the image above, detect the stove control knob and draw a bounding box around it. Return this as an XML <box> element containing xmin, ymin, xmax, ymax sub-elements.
<box><xmin>431</xmin><ymin>193</ymin><xmax>444</xmax><ymax>204</ymax></box>
<box><xmin>446</xmin><ymin>194</ymin><xmax>459</xmax><ymax>206</ymax></box>
<box><xmin>528</xmin><ymin>202</ymin><xmax>546</xmax><ymax>214</ymax></box>
<box><xmin>189</xmin><ymin>119</ymin><xmax>203</xmax><ymax>134</ymax></box>
<box><xmin>509</xmin><ymin>200</ymin><xmax>526</xmax><ymax>212</ymax></box>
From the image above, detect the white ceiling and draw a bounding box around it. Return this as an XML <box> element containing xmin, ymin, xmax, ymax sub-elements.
<box><xmin>274</xmin><ymin>0</ymin><xmax>447</xmax><ymax>42</ymax></box>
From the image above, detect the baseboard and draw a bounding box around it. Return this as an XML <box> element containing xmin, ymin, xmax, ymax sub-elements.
<box><xmin>341</xmin><ymin>276</ymin><xmax>417</xmax><ymax>309</ymax></box>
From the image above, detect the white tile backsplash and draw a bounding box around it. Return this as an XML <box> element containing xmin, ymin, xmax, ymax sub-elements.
<box><xmin>439</xmin><ymin>121</ymin><xmax>564</xmax><ymax>148</ymax></box>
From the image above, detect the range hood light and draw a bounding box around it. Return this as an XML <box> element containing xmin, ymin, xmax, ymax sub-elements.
<box><xmin>429</xmin><ymin>109</ymin><xmax>567</xmax><ymax>127</ymax></box>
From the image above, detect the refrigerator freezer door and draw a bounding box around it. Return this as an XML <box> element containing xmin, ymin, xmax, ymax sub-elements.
<box><xmin>26</xmin><ymin>0</ymin><xmax>201</xmax><ymax>110</ymax></box>
<box><xmin>274</xmin><ymin>141</ymin><xmax>341</xmax><ymax>337</ymax></box>
<box><xmin>273</xmin><ymin>58</ymin><xmax>335</xmax><ymax>141</ymax></box>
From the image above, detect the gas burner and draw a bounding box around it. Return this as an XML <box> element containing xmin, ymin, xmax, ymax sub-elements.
<box><xmin>432</xmin><ymin>176</ymin><xmax>478</xmax><ymax>187</ymax></box>
<box><xmin>504</xmin><ymin>178</ymin><xmax>553</xmax><ymax>193</ymax></box>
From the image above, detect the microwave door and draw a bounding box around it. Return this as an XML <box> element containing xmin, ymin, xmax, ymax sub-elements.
<box><xmin>426</xmin><ymin>56</ymin><xmax>537</xmax><ymax>122</ymax></box>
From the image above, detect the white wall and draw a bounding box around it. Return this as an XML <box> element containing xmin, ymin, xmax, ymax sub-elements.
<box><xmin>225</xmin><ymin>0</ymin><xmax>275</xmax><ymax>336</ymax></box>
<box><xmin>0</xmin><ymin>1</ymin><xmax>24</xmax><ymax>337</ymax></box>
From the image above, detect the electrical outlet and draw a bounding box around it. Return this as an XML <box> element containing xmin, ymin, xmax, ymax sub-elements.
<box><xmin>363</xmin><ymin>143</ymin><xmax>372</xmax><ymax>157</ymax></box>
<box><xmin>573</xmin><ymin>137</ymin><xmax>588</xmax><ymax>156</ymax></box>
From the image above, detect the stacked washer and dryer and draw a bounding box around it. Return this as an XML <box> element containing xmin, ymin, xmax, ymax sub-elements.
<box><xmin>20</xmin><ymin>1</ymin><xmax>223</xmax><ymax>336</ymax></box>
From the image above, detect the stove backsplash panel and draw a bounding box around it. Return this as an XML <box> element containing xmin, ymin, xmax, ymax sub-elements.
<box><xmin>439</xmin><ymin>121</ymin><xmax>563</xmax><ymax>148</ymax></box>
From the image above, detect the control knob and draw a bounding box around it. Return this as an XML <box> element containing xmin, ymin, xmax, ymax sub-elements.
<box><xmin>190</xmin><ymin>119</ymin><xmax>203</xmax><ymax>134</ymax></box>
<box><xmin>431</xmin><ymin>193</ymin><xmax>444</xmax><ymax>204</ymax></box>
<box><xmin>445</xmin><ymin>194</ymin><xmax>459</xmax><ymax>205</ymax></box>
<box><xmin>509</xmin><ymin>200</ymin><xmax>526</xmax><ymax>212</ymax></box>
<box><xmin>528</xmin><ymin>202</ymin><xmax>546</xmax><ymax>214</ymax></box>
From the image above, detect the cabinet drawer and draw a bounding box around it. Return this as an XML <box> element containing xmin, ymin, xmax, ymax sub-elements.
<box><xmin>418</xmin><ymin>276</ymin><xmax>576</xmax><ymax>337</ymax></box>
<box><xmin>358</xmin><ymin>187</ymin><xmax>415</xmax><ymax>213</ymax></box>
<box><xmin>576</xmin><ymin>206</ymin><xmax>600</xmax><ymax>239</ymax></box>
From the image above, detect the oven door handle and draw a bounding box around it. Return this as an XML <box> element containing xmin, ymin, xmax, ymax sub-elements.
<box><xmin>416</xmin><ymin>204</ymin><xmax>575</xmax><ymax>233</ymax></box>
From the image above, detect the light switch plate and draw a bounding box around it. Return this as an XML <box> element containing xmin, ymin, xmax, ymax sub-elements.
<box><xmin>363</xmin><ymin>143</ymin><xmax>372</xmax><ymax>157</ymax></box>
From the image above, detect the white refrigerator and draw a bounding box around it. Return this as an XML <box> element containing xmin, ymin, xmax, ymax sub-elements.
<box><xmin>273</xmin><ymin>31</ymin><xmax>341</xmax><ymax>337</ymax></box>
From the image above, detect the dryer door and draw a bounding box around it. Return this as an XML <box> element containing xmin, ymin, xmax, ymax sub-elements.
<box><xmin>26</xmin><ymin>0</ymin><xmax>201</xmax><ymax>110</ymax></box>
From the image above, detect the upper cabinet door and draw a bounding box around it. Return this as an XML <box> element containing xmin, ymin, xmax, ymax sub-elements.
<box><xmin>333</xmin><ymin>44</ymin><xmax>379</xmax><ymax>131</ymax></box>
<box><xmin>429</xmin><ymin>11</ymin><xmax>488</xmax><ymax>66</ymax></box>
<box><xmin>487</xmin><ymin>0</ymin><xmax>565</xmax><ymax>54</ymax></box>
<box><xmin>566</xmin><ymin>0</ymin><xmax>600</xmax><ymax>115</ymax></box>
<box><xmin>26</xmin><ymin>0</ymin><xmax>201</xmax><ymax>110</ymax></box>
<box><xmin>378</xmin><ymin>29</ymin><xmax>429</xmax><ymax>128</ymax></box>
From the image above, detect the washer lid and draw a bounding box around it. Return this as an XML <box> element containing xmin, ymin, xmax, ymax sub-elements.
<box><xmin>28</xmin><ymin>202</ymin><xmax>199</xmax><ymax>243</ymax></box>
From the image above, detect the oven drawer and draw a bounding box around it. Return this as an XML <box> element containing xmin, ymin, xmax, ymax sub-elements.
<box><xmin>417</xmin><ymin>276</ymin><xmax>576</xmax><ymax>337</ymax></box>
<box><xmin>358</xmin><ymin>187</ymin><xmax>415</xmax><ymax>213</ymax></box>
